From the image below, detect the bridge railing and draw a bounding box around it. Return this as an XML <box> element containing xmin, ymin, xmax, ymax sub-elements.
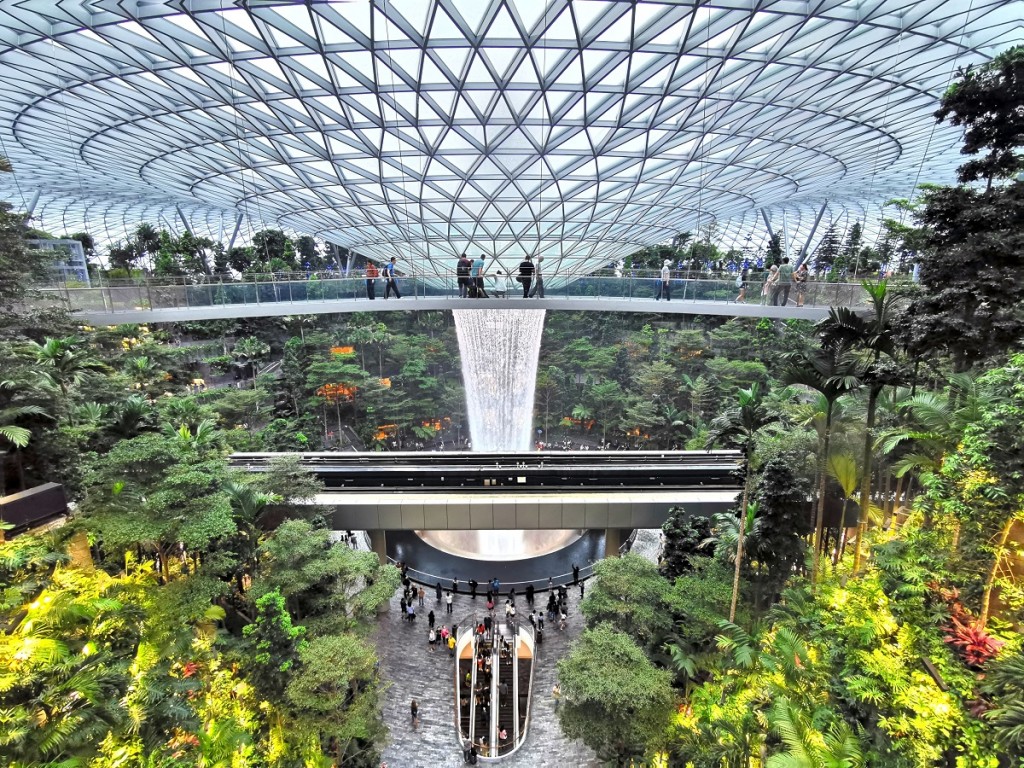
<box><xmin>36</xmin><ymin>271</ymin><xmax>869</xmax><ymax>315</ymax></box>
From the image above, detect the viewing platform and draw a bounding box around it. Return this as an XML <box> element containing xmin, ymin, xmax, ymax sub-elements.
<box><xmin>38</xmin><ymin>271</ymin><xmax>870</xmax><ymax>324</ymax></box>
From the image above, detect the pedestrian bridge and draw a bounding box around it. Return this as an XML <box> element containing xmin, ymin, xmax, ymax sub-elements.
<box><xmin>43</xmin><ymin>272</ymin><xmax>866</xmax><ymax>324</ymax></box>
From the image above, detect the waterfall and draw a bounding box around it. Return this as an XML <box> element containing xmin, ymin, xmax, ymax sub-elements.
<box><xmin>453</xmin><ymin>308</ymin><xmax>546</xmax><ymax>452</ymax></box>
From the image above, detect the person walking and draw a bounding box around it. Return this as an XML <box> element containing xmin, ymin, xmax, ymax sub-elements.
<box><xmin>383</xmin><ymin>256</ymin><xmax>401</xmax><ymax>299</ymax></box>
<box><xmin>365</xmin><ymin>260</ymin><xmax>378</xmax><ymax>300</ymax></box>
<box><xmin>445</xmin><ymin>590</ymin><xmax>453</xmax><ymax>614</ymax></box>
<box><xmin>456</xmin><ymin>253</ymin><xmax>472</xmax><ymax>298</ymax></box>
<box><xmin>410</xmin><ymin>698</ymin><xmax>419</xmax><ymax>727</ymax></box>
<box><xmin>734</xmin><ymin>268</ymin><xmax>748</xmax><ymax>303</ymax></box>
<box><xmin>528</xmin><ymin>256</ymin><xmax>545</xmax><ymax>297</ymax></box>
<box><xmin>428</xmin><ymin>627</ymin><xmax>436</xmax><ymax>651</ymax></box>
<box><xmin>452</xmin><ymin>577</ymin><xmax>459</xmax><ymax>595</ymax></box>
<box><xmin>656</xmin><ymin>260</ymin><xmax>672</xmax><ymax>300</ymax></box>
<box><xmin>463</xmin><ymin>737</ymin><xmax>474</xmax><ymax>763</ymax></box>
<box><xmin>772</xmin><ymin>257</ymin><xmax>793</xmax><ymax>306</ymax></box>
<box><xmin>793</xmin><ymin>262</ymin><xmax>809</xmax><ymax>306</ymax></box>
<box><xmin>517</xmin><ymin>255</ymin><xmax>534</xmax><ymax>298</ymax></box>
<box><xmin>471</xmin><ymin>255</ymin><xmax>488</xmax><ymax>298</ymax></box>
<box><xmin>447</xmin><ymin>633</ymin><xmax>456</xmax><ymax>657</ymax></box>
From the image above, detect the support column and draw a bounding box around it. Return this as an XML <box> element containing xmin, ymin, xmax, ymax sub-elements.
<box><xmin>369</xmin><ymin>529</ymin><xmax>388</xmax><ymax>565</ymax></box>
<box><xmin>603</xmin><ymin>527</ymin><xmax>621</xmax><ymax>559</ymax></box>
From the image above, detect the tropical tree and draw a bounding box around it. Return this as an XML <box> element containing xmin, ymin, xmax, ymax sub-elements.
<box><xmin>783</xmin><ymin>345</ymin><xmax>861</xmax><ymax>582</ymax></box>
<box><xmin>818</xmin><ymin>281</ymin><xmax>901</xmax><ymax>571</ymax></box>
<box><xmin>232</xmin><ymin>336</ymin><xmax>271</xmax><ymax>389</ymax></box>
<box><xmin>557</xmin><ymin>623</ymin><xmax>676</xmax><ymax>765</ymax></box>
<box><xmin>766</xmin><ymin>697</ymin><xmax>865</xmax><ymax>768</ymax></box>
<box><xmin>706</xmin><ymin>383</ymin><xmax>779</xmax><ymax>620</ymax></box>
<box><xmin>27</xmin><ymin>335</ymin><xmax>106</xmax><ymax>403</ymax></box>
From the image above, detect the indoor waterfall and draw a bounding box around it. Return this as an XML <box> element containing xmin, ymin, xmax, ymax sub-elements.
<box><xmin>452</xmin><ymin>308</ymin><xmax>546</xmax><ymax>452</ymax></box>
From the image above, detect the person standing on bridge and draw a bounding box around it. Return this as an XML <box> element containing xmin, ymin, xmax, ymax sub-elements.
<box><xmin>456</xmin><ymin>252</ymin><xmax>472</xmax><ymax>298</ymax></box>
<box><xmin>656</xmin><ymin>260</ymin><xmax>672</xmax><ymax>301</ymax></box>
<box><xmin>517</xmin><ymin>255</ymin><xmax>534</xmax><ymax>298</ymax></box>
<box><xmin>365</xmin><ymin>260</ymin><xmax>378</xmax><ymax>300</ymax></box>
<box><xmin>383</xmin><ymin>256</ymin><xmax>401</xmax><ymax>299</ymax></box>
<box><xmin>793</xmin><ymin>262</ymin><xmax>809</xmax><ymax>306</ymax></box>
<box><xmin>529</xmin><ymin>256</ymin><xmax>545</xmax><ymax>298</ymax></box>
<box><xmin>772</xmin><ymin>257</ymin><xmax>793</xmax><ymax>306</ymax></box>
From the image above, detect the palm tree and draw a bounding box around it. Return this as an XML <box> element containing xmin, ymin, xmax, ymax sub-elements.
<box><xmin>108</xmin><ymin>395</ymin><xmax>154</xmax><ymax>439</ymax></box>
<box><xmin>223</xmin><ymin>479</ymin><xmax>280</xmax><ymax>591</ymax></box>
<box><xmin>231</xmin><ymin>336</ymin><xmax>270</xmax><ymax>389</ymax></box>
<box><xmin>0</xmin><ymin>403</ymin><xmax>49</xmax><ymax>496</ymax></box>
<box><xmin>124</xmin><ymin>355</ymin><xmax>163</xmax><ymax>390</ymax></box>
<box><xmin>818</xmin><ymin>281</ymin><xmax>901</xmax><ymax>572</ymax></box>
<box><xmin>783</xmin><ymin>345</ymin><xmax>861</xmax><ymax>583</ymax></box>
<box><xmin>706</xmin><ymin>383</ymin><xmax>779</xmax><ymax>621</ymax></box>
<box><xmin>28</xmin><ymin>336</ymin><xmax>106</xmax><ymax>405</ymax></box>
<box><xmin>766</xmin><ymin>697</ymin><xmax>866</xmax><ymax>768</ymax></box>
<box><xmin>0</xmin><ymin>376</ymin><xmax>53</xmax><ymax>496</ymax></box>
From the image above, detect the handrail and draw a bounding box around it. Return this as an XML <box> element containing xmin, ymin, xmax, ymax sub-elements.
<box><xmin>33</xmin><ymin>271</ymin><xmax>873</xmax><ymax>317</ymax></box>
<box><xmin>387</xmin><ymin>554</ymin><xmax>597</xmax><ymax>593</ymax></box>
<box><xmin>45</xmin><ymin>267</ymin><xmax>911</xmax><ymax>289</ymax></box>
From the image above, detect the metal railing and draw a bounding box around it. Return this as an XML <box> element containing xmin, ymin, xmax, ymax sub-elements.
<box><xmin>36</xmin><ymin>269</ymin><xmax>870</xmax><ymax>315</ymax></box>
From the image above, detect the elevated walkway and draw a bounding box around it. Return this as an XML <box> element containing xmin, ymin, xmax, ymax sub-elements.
<box><xmin>39</xmin><ymin>273</ymin><xmax>866</xmax><ymax>324</ymax></box>
<box><xmin>232</xmin><ymin>451</ymin><xmax>742</xmax><ymax>530</ymax></box>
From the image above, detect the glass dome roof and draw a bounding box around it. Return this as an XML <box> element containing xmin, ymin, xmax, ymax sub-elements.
<box><xmin>0</xmin><ymin>0</ymin><xmax>1020</xmax><ymax>275</ymax></box>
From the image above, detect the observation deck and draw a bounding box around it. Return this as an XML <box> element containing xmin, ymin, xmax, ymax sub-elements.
<box><xmin>40</xmin><ymin>271</ymin><xmax>868</xmax><ymax>325</ymax></box>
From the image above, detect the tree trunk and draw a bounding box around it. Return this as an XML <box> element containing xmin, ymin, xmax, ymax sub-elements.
<box><xmin>853</xmin><ymin>387</ymin><xmax>880</xmax><ymax>572</ymax></box>
<box><xmin>979</xmin><ymin>517</ymin><xmax>1015</xmax><ymax>629</ymax></box>
<box><xmin>729</xmin><ymin>471</ymin><xmax>750</xmax><ymax>623</ymax></box>
<box><xmin>812</xmin><ymin>408</ymin><xmax>833</xmax><ymax>585</ymax></box>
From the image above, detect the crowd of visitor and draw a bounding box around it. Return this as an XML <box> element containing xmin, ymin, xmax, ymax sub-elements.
<box><xmin>391</xmin><ymin>561</ymin><xmax>586</xmax><ymax>763</ymax></box>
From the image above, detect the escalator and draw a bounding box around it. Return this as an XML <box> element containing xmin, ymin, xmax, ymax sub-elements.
<box><xmin>454</xmin><ymin>620</ymin><xmax>535</xmax><ymax>759</ymax></box>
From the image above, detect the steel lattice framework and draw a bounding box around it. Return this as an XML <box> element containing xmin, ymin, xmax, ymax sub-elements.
<box><xmin>0</xmin><ymin>0</ymin><xmax>1021</xmax><ymax>275</ymax></box>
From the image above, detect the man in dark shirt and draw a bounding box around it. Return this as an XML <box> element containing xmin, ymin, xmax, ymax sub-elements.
<box><xmin>456</xmin><ymin>253</ymin><xmax>472</xmax><ymax>298</ymax></box>
<box><xmin>517</xmin><ymin>255</ymin><xmax>535</xmax><ymax>298</ymax></box>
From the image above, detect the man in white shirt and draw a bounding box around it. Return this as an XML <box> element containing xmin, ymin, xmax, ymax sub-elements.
<box><xmin>657</xmin><ymin>260</ymin><xmax>672</xmax><ymax>301</ymax></box>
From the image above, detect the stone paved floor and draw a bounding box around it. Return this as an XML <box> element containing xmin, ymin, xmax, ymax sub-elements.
<box><xmin>371</xmin><ymin>531</ymin><xmax>664</xmax><ymax>767</ymax></box>
<box><xmin>374</xmin><ymin>587</ymin><xmax>598</xmax><ymax>768</ymax></box>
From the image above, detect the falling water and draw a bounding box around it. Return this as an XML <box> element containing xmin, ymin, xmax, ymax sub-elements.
<box><xmin>417</xmin><ymin>308</ymin><xmax>582</xmax><ymax>560</ymax></box>
<box><xmin>453</xmin><ymin>308</ymin><xmax>546</xmax><ymax>452</ymax></box>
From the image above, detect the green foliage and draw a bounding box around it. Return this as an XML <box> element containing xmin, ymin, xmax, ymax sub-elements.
<box><xmin>557</xmin><ymin>623</ymin><xmax>676</xmax><ymax>764</ymax></box>
<box><xmin>252</xmin><ymin>519</ymin><xmax>399</xmax><ymax>632</ymax></box>
<box><xmin>660</xmin><ymin>507</ymin><xmax>712</xmax><ymax>580</ymax></box>
<box><xmin>580</xmin><ymin>554</ymin><xmax>680</xmax><ymax>649</ymax></box>
<box><xmin>935</xmin><ymin>45</ymin><xmax>1024</xmax><ymax>185</ymax></box>
<box><xmin>241</xmin><ymin>590</ymin><xmax>306</xmax><ymax>701</ymax></box>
